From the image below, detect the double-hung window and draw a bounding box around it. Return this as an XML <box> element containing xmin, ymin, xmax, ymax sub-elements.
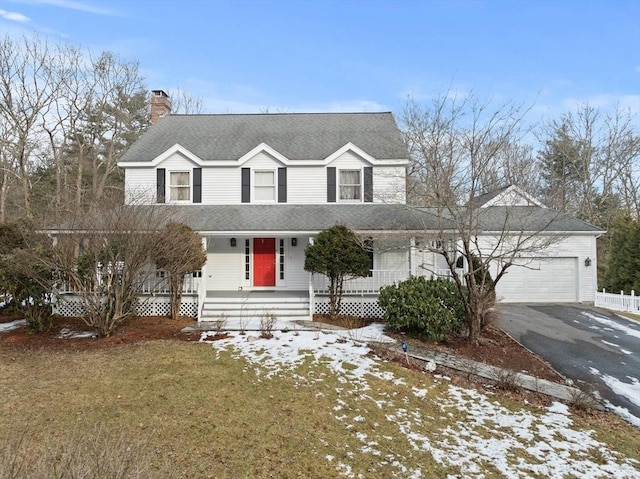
<box><xmin>339</xmin><ymin>170</ymin><xmax>361</xmax><ymax>201</ymax></box>
<box><xmin>254</xmin><ymin>170</ymin><xmax>275</xmax><ymax>201</ymax></box>
<box><xmin>169</xmin><ymin>171</ymin><xmax>190</xmax><ymax>201</ymax></box>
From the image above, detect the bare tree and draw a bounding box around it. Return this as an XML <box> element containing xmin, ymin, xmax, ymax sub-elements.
<box><xmin>43</xmin><ymin>203</ymin><xmax>168</xmax><ymax>337</ymax></box>
<box><xmin>0</xmin><ymin>35</ymin><xmax>63</xmax><ymax>217</ymax></box>
<box><xmin>153</xmin><ymin>222</ymin><xmax>206</xmax><ymax>320</ymax></box>
<box><xmin>403</xmin><ymin>93</ymin><xmax>562</xmax><ymax>342</ymax></box>
<box><xmin>168</xmin><ymin>87</ymin><xmax>204</xmax><ymax>114</ymax></box>
<box><xmin>538</xmin><ymin>103</ymin><xmax>640</xmax><ymax>226</ymax></box>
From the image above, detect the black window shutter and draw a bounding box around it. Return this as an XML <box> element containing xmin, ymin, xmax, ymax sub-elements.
<box><xmin>193</xmin><ymin>167</ymin><xmax>202</xmax><ymax>203</ymax></box>
<box><xmin>327</xmin><ymin>167</ymin><xmax>336</xmax><ymax>203</ymax></box>
<box><xmin>364</xmin><ymin>167</ymin><xmax>373</xmax><ymax>202</ymax></box>
<box><xmin>241</xmin><ymin>168</ymin><xmax>250</xmax><ymax>203</ymax></box>
<box><xmin>278</xmin><ymin>167</ymin><xmax>287</xmax><ymax>203</ymax></box>
<box><xmin>157</xmin><ymin>168</ymin><xmax>165</xmax><ymax>203</ymax></box>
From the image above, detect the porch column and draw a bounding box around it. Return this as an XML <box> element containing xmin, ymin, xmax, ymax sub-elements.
<box><xmin>309</xmin><ymin>236</ymin><xmax>316</xmax><ymax>321</ymax></box>
<box><xmin>308</xmin><ymin>236</ymin><xmax>315</xmax><ymax>320</ymax></box>
<box><xmin>409</xmin><ymin>237</ymin><xmax>417</xmax><ymax>277</ymax></box>
<box><xmin>198</xmin><ymin>237</ymin><xmax>207</xmax><ymax>320</ymax></box>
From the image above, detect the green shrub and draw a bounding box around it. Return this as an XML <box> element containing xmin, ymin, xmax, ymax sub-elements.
<box><xmin>378</xmin><ymin>276</ymin><xmax>466</xmax><ymax>341</ymax></box>
<box><xmin>24</xmin><ymin>305</ymin><xmax>55</xmax><ymax>333</ymax></box>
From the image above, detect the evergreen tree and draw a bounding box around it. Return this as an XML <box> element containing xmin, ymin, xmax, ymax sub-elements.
<box><xmin>304</xmin><ymin>225</ymin><xmax>371</xmax><ymax>318</ymax></box>
<box><xmin>603</xmin><ymin>214</ymin><xmax>640</xmax><ymax>294</ymax></box>
<box><xmin>538</xmin><ymin>120</ymin><xmax>586</xmax><ymax>216</ymax></box>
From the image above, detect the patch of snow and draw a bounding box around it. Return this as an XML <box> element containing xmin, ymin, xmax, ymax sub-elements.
<box><xmin>602</xmin><ymin>401</ymin><xmax>640</xmax><ymax>428</ymax></box>
<box><xmin>57</xmin><ymin>328</ymin><xmax>97</xmax><ymax>339</ymax></box>
<box><xmin>0</xmin><ymin>319</ymin><xmax>26</xmax><ymax>332</ymax></box>
<box><xmin>590</xmin><ymin>366</ymin><xmax>640</xmax><ymax>409</ymax></box>
<box><xmin>601</xmin><ymin>339</ymin><xmax>633</xmax><ymax>355</ymax></box>
<box><xmin>581</xmin><ymin>312</ymin><xmax>640</xmax><ymax>339</ymax></box>
<box><xmin>205</xmin><ymin>328</ymin><xmax>640</xmax><ymax>479</ymax></box>
<box><xmin>547</xmin><ymin>401</ymin><xmax>571</xmax><ymax>416</ymax></box>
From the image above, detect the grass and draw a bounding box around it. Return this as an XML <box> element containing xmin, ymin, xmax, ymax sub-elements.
<box><xmin>1</xmin><ymin>339</ymin><xmax>639</xmax><ymax>478</ymax></box>
<box><xmin>617</xmin><ymin>311</ymin><xmax>640</xmax><ymax>322</ymax></box>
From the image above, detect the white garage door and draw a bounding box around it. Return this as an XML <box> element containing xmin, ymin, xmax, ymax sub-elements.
<box><xmin>496</xmin><ymin>257</ymin><xmax>578</xmax><ymax>303</ymax></box>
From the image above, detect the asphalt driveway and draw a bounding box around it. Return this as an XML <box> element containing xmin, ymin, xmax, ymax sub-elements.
<box><xmin>499</xmin><ymin>304</ymin><xmax>640</xmax><ymax>425</ymax></box>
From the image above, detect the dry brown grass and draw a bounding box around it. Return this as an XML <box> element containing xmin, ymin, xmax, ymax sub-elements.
<box><xmin>1</xmin><ymin>339</ymin><xmax>638</xmax><ymax>478</ymax></box>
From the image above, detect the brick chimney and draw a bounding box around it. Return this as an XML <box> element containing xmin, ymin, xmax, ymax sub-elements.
<box><xmin>150</xmin><ymin>90</ymin><xmax>171</xmax><ymax>124</ymax></box>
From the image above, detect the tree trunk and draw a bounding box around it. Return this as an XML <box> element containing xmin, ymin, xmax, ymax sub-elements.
<box><xmin>170</xmin><ymin>273</ymin><xmax>183</xmax><ymax>320</ymax></box>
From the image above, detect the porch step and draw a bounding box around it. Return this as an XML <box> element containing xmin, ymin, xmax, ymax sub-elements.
<box><xmin>200</xmin><ymin>292</ymin><xmax>311</xmax><ymax>321</ymax></box>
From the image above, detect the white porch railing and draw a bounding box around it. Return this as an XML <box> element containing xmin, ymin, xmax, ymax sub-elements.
<box><xmin>312</xmin><ymin>270</ymin><xmax>411</xmax><ymax>294</ymax></box>
<box><xmin>595</xmin><ymin>289</ymin><xmax>640</xmax><ymax>314</ymax></box>
<box><xmin>58</xmin><ymin>275</ymin><xmax>200</xmax><ymax>295</ymax></box>
<box><xmin>139</xmin><ymin>275</ymin><xmax>200</xmax><ymax>295</ymax></box>
<box><xmin>312</xmin><ymin>268</ymin><xmax>465</xmax><ymax>295</ymax></box>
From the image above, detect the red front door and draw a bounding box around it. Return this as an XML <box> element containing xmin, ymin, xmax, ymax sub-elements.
<box><xmin>253</xmin><ymin>238</ymin><xmax>276</xmax><ymax>287</ymax></box>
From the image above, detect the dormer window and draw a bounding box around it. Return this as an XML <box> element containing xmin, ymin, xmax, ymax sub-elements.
<box><xmin>339</xmin><ymin>170</ymin><xmax>361</xmax><ymax>201</ymax></box>
<box><xmin>156</xmin><ymin>167</ymin><xmax>201</xmax><ymax>204</ymax></box>
<box><xmin>169</xmin><ymin>171</ymin><xmax>191</xmax><ymax>201</ymax></box>
<box><xmin>254</xmin><ymin>170</ymin><xmax>275</xmax><ymax>201</ymax></box>
<box><xmin>242</xmin><ymin>167</ymin><xmax>287</xmax><ymax>203</ymax></box>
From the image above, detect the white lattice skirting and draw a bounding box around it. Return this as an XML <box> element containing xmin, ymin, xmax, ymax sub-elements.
<box><xmin>314</xmin><ymin>296</ymin><xmax>384</xmax><ymax>318</ymax></box>
<box><xmin>53</xmin><ymin>295</ymin><xmax>199</xmax><ymax>319</ymax></box>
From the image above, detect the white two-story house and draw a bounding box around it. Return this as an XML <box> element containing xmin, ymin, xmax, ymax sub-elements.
<box><xmin>112</xmin><ymin>90</ymin><xmax>456</xmax><ymax>320</ymax></box>
<box><xmin>53</xmin><ymin>90</ymin><xmax>604</xmax><ymax>321</ymax></box>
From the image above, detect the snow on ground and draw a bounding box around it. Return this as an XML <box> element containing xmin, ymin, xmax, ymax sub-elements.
<box><xmin>601</xmin><ymin>339</ymin><xmax>633</xmax><ymax>355</ymax></box>
<box><xmin>590</xmin><ymin>367</ymin><xmax>640</xmax><ymax>425</ymax></box>
<box><xmin>203</xmin><ymin>326</ymin><xmax>640</xmax><ymax>479</ymax></box>
<box><xmin>57</xmin><ymin>327</ymin><xmax>97</xmax><ymax>339</ymax></box>
<box><xmin>0</xmin><ymin>319</ymin><xmax>26</xmax><ymax>332</ymax></box>
<box><xmin>581</xmin><ymin>312</ymin><xmax>640</xmax><ymax>339</ymax></box>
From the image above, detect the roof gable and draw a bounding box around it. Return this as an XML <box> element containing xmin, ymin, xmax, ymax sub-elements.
<box><xmin>474</xmin><ymin>185</ymin><xmax>544</xmax><ymax>208</ymax></box>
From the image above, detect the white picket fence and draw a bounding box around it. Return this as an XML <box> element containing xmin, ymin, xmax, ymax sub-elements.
<box><xmin>595</xmin><ymin>289</ymin><xmax>640</xmax><ymax>313</ymax></box>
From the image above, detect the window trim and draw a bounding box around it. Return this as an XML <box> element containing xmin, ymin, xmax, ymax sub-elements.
<box><xmin>168</xmin><ymin>170</ymin><xmax>191</xmax><ymax>203</ymax></box>
<box><xmin>253</xmin><ymin>169</ymin><xmax>277</xmax><ymax>203</ymax></box>
<box><xmin>338</xmin><ymin>168</ymin><xmax>363</xmax><ymax>202</ymax></box>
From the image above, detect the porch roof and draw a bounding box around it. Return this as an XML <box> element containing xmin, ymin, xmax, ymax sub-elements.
<box><xmin>156</xmin><ymin>204</ymin><xmax>451</xmax><ymax>234</ymax></box>
<box><xmin>43</xmin><ymin>204</ymin><xmax>449</xmax><ymax>235</ymax></box>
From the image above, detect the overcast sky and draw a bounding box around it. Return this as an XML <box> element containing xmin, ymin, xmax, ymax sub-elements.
<box><xmin>1</xmin><ymin>0</ymin><xmax>639</xmax><ymax>121</ymax></box>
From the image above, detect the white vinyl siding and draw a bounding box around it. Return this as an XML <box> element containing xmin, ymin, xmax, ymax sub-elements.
<box><xmin>287</xmin><ymin>167</ymin><xmax>328</xmax><ymax>203</ymax></box>
<box><xmin>202</xmin><ymin>168</ymin><xmax>238</xmax><ymax>204</ymax></box>
<box><xmin>124</xmin><ymin>168</ymin><xmax>155</xmax><ymax>204</ymax></box>
<box><xmin>374</xmin><ymin>166</ymin><xmax>406</xmax><ymax>204</ymax></box>
<box><xmin>123</xmin><ymin>148</ymin><xmax>408</xmax><ymax>205</ymax></box>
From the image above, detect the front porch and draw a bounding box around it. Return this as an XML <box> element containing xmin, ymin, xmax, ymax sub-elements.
<box><xmin>54</xmin><ymin>266</ymin><xmax>464</xmax><ymax>321</ymax></box>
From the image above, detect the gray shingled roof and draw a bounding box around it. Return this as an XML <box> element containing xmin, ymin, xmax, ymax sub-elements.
<box><xmin>119</xmin><ymin>112</ymin><xmax>408</xmax><ymax>163</ymax></box>
<box><xmin>47</xmin><ymin>204</ymin><xmax>603</xmax><ymax>234</ymax></box>
<box><xmin>48</xmin><ymin>204</ymin><xmax>452</xmax><ymax>233</ymax></box>
<box><xmin>476</xmin><ymin>207</ymin><xmax>604</xmax><ymax>233</ymax></box>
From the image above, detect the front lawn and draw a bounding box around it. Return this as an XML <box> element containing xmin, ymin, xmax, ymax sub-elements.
<box><xmin>1</xmin><ymin>329</ymin><xmax>639</xmax><ymax>478</ymax></box>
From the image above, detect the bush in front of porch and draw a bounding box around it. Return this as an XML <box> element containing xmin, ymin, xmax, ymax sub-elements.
<box><xmin>378</xmin><ymin>276</ymin><xmax>466</xmax><ymax>341</ymax></box>
<box><xmin>304</xmin><ymin>225</ymin><xmax>371</xmax><ymax>319</ymax></box>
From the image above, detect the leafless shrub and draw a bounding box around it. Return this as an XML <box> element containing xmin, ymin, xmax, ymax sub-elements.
<box><xmin>213</xmin><ymin>314</ymin><xmax>227</xmax><ymax>336</ymax></box>
<box><xmin>492</xmin><ymin>368</ymin><xmax>522</xmax><ymax>392</ymax></box>
<box><xmin>260</xmin><ymin>311</ymin><xmax>277</xmax><ymax>339</ymax></box>
<box><xmin>568</xmin><ymin>383</ymin><xmax>600</xmax><ymax>411</ymax></box>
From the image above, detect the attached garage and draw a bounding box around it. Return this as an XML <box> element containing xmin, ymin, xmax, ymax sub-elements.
<box><xmin>496</xmin><ymin>257</ymin><xmax>578</xmax><ymax>303</ymax></box>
